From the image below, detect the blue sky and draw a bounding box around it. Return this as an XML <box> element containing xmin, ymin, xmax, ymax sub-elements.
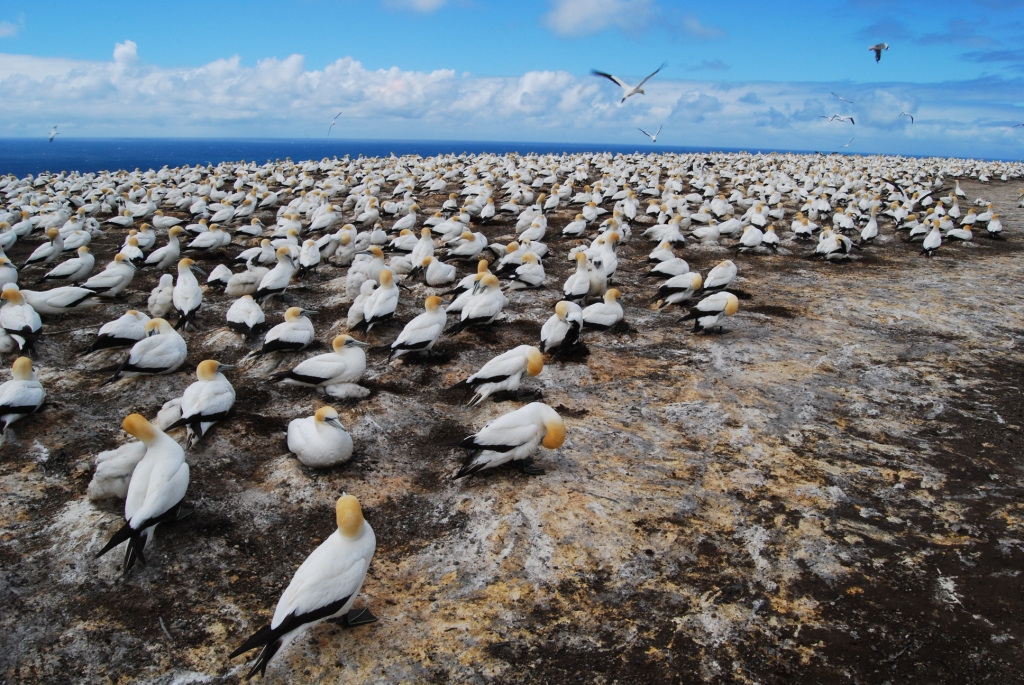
<box><xmin>1</xmin><ymin>0</ymin><xmax>1024</xmax><ymax>157</ymax></box>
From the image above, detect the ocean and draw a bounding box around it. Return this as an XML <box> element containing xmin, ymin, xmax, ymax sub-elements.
<box><xmin>0</xmin><ymin>138</ymin><xmax>793</xmax><ymax>178</ymax></box>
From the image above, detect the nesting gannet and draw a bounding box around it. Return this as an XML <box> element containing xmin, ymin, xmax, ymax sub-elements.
<box><xmin>172</xmin><ymin>258</ymin><xmax>205</xmax><ymax>330</ymax></box>
<box><xmin>19</xmin><ymin>285</ymin><xmax>100</xmax><ymax>316</ymax></box>
<box><xmin>540</xmin><ymin>301</ymin><xmax>584</xmax><ymax>355</ymax></box>
<box><xmin>166</xmin><ymin>360</ymin><xmax>235</xmax><ymax>448</ymax></box>
<box><xmin>414</xmin><ymin>256</ymin><xmax>457</xmax><ymax>287</ymax></box>
<box><xmin>84</xmin><ymin>310</ymin><xmax>150</xmax><ymax>354</ymax></box>
<box><xmin>454</xmin><ymin>402</ymin><xmax>565</xmax><ymax>477</ymax></box>
<box><xmin>445</xmin><ymin>274</ymin><xmax>505</xmax><ymax>335</ymax></box>
<box><xmin>442</xmin><ymin>259</ymin><xmax>490</xmax><ymax>298</ymax></box>
<box><xmin>508</xmin><ymin>253</ymin><xmax>545</xmax><ymax>291</ymax></box>
<box><xmin>459</xmin><ymin>344</ymin><xmax>544</xmax><ymax>406</ymax></box>
<box><xmin>81</xmin><ymin>253</ymin><xmax>135</xmax><ymax>297</ymax></box>
<box><xmin>230</xmin><ymin>495</ymin><xmax>376</xmax><ymax>679</ymax></box>
<box><xmin>362</xmin><ymin>268</ymin><xmax>399</xmax><ymax>332</ymax></box>
<box><xmin>581</xmin><ymin>289</ymin><xmax>624</xmax><ymax>330</ymax></box>
<box><xmin>985</xmin><ymin>214</ymin><xmax>1003</xmax><ymax>239</ymax></box>
<box><xmin>272</xmin><ymin>335</ymin><xmax>368</xmax><ymax>398</ymax></box>
<box><xmin>646</xmin><ymin>257</ymin><xmax>690</xmax><ymax>280</ymax></box>
<box><xmin>226</xmin><ymin>261</ymin><xmax>270</xmax><ymax>298</ymax></box>
<box><xmin>656</xmin><ymin>272</ymin><xmax>703</xmax><ymax>309</ymax></box>
<box><xmin>148</xmin><ymin>274</ymin><xmax>174</xmax><ymax>318</ymax></box>
<box><xmin>390</xmin><ymin>296</ymin><xmax>446</xmax><ymax>360</ymax></box>
<box><xmin>105</xmin><ymin>319</ymin><xmax>187</xmax><ymax>383</ymax></box>
<box><xmin>207</xmin><ymin>264</ymin><xmax>232</xmax><ymax>290</ymax></box>
<box><xmin>255</xmin><ymin>247</ymin><xmax>296</xmax><ymax>302</ymax></box>
<box><xmin>869</xmin><ymin>43</ymin><xmax>889</xmax><ymax>62</ymax></box>
<box><xmin>0</xmin><ymin>286</ymin><xmax>41</xmax><ymax>354</ymax></box>
<box><xmin>0</xmin><ymin>357</ymin><xmax>44</xmax><ymax>433</ymax></box>
<box><xmin>563</xmin><ymin>252</ymin><xmax>591</xmax><ymax>301</ymax></box>
<box><xmin>226</xmin><ymin>295</ymin><xmax>267</xmax><ymax>340</ymax></box>
<box><xmin>95</xmin><ymin>414</ymin><xmax>189</xmax><ymax>574</ymax></box>
<box><xmin>701</xmin><ymin>260</ymin><xmax>738</xmax><ymax>293</ymax></box>
<box><xmin>24</xmin><ymin>229</ymin><xmax>63</xmax><ymax>269</ymax></box>
<box><xmin>921</xmin><ymin>223</ymin><xmax>942</xmax><ymax>257</ymax></box>
<box><xmin>287</xmin><ymin>407</ymin><xmax>354</xmax><ymax>468</ymax></box>
<box><xmin>87</xmin><ymin>441</ymin><xmax>147</xmax><ymax>501</ymax></box>
<box><xmin>39</xmin><ymin>246</ymin><xmax>94</xmax><ymax>283</ymax></box>
<box><xmin>591</xmin><ymin>64</ymin><xmax>665</xmax><ymax>103</ymax></box>
<box><xmin>347</xmin><ymin>280</ymin><xmax>376</xmax><ymax>330</ymax></box>
<box><xmin>681</xmin><ymin>292</ymin><xmax>739</xmax><ymax>333</ymax></box>
<box><xmin>257</xmin><ymin>307</ymin><xmax>315</xmax><ymax>355</ymax></box>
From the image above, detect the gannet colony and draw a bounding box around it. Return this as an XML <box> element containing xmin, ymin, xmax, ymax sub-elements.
<box><xmin>2</xmin><ymin>150</ymin><xmax>1023</xmax><ymax>682</ymax></box>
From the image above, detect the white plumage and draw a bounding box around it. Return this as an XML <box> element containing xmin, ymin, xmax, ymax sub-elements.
<box><xmin>0</xmin><ymin>356</ymin><xmax>44</xmax><ymax>432</ymax></box>
<box><xmin>391</xmin><ymin>297</ymin><xmax>446</xmax><ymax>359</ymax></box>
<box><xmin>455</xmin><ymin>402</ymin><xmax>565</xmax><ymax>477</ymax></box>
<box><xmin>107</xmin><ymin>318</ymin><xmax>187</xmax><ymax>382</ymax></box>
<box><xmin>461</xmin><ymin>344</ymin><xmax>544</xmax><ymax>406</ymax></box>
<box><xmin>287</xmin><ymin>406</ymin><xmax>354</xmax><ymax>468</ymax></box>
<box><xmin>167</xmin><ymin>360</ymin><xmax>235</xmax><ymax>448</ymax></box>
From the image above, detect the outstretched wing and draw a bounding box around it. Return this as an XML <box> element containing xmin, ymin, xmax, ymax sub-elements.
<box><xmin>591</xmin><ymin>70</ymin><xmax>628</xmax><ymax>89</ymax></box>
<box><xmin>638</xmin><ymin>127</ymin><xmax>652</xmax><ymax>139</ymax></box>
<box><xmin>637</xmin><ymin>63</ymin><xmax>666</xmax><ymax>88</ymax></box>
<box><xmin>655</xmin><ymin>125</ymin><xmax>662</xmax><ymax>137</ymax></box>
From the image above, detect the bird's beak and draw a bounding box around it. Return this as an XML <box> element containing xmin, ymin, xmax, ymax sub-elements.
<box><xmin>192</xmin><ymin>265</ymin><xmax>207</xmax><ymax>276</ymax></box>
<box><xmin>300</xmin><ymin>309</ymin><xmax>318</xmax><ymax>317</ymax></box>
<box><xmin>349</xmin><ymin>339</ymin><xmax>369</xmax><ymax>348</ymax></box>
<box><xmin>219</xmin><ymin>364</ymin><xmax>235</xmax><ymax>371</ymax></box>
<box><xmin>326</xmin><ymin>418</ymin><xmax>346</xmax><ymax>431</ymax></box>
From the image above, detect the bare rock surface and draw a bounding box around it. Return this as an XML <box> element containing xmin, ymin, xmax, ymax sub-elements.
<box><xmin>2</xmin><ymin>172</ymin><xmax>1023</xmax><ymax>684</ymax></box>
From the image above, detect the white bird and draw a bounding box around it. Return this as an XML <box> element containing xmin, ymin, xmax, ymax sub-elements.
<box><xmin>87</xmin><ymin>441</ymin><xmax>147</xmax><ymax>502</ymax></box>
<box><xmin>508</xmin><ymin>253</ymin><xmax>545</xmax><ymax>290</ymax></box>
<box><xmin>145</xmin><ymin>226</ymin><xmax>185</xmax><ymax>269</ymax></box>
<box><xmin>563</xmin><ymin>252</ymin><xmax>592</xmax><ymax>301</ymax></box>
<box><xmin>226</xmin><ymin>261</ymin><xmax>270</xmax><ymax>298</ymax></box>
<box><xmin>24</xmin><ymin>228</ymin><xmax>63</xmax><ymax>268</ymax></box>
<box><xmin>254</xmin><ymin>247</ymin><xmax>296</xmax><ymax>302</ymax></box>
<box><xmin>49</xmin><ymin>126</ymin><xmax>58</xmax><ymax>143</ymax></box>
<box><xmin>19</xmin><ymin>285</ymin><xmax>99</xmax><ymax>316</ymax></box>
<box><xmin>165</xmin><ymin>360</ymin><xmax>235</xmax><ymax>448</ymax></box>
<box><xmin>257</xmin><ymin>307</ymin><xmax>316</xmax><ymax>355</ymax></box>
<box><xmin>230</xmin><ymin>495</ymin><xmax>376</xmax><ymax>679</ymax></box>
<box><xmin>207</xmin><ymin>263</ymin><xmax>232</xmax><ymax>290</ymax></box>
<box><xmin>81</xmin><ymin>253</ymin><xmax>136</xmax><ymax>297</ymax></box>
<box><xmin>327</xmin><ymin>110</ymin><xmax>343</xmax><ymax>137</ymax></box>
<box><xmin>172</xmin><ymin>258</ymin><xmax>205</xmax><ymax>329</ymax></box>
<box><xmin>0</xmin><ymin>257</ymin><xmax>17</xmax><ymax>288</ymax></box>
<box><xmin>921</xmin><ymin>223</ymin><xmax>942</xmax><ymax>257</ymax></box>
<box><xmin>460</xmin><ymin>344</ymin><xmax>544</xmax><ymax>406</ymax></box>
<box><xmin>681</xmin><ymin>291</ymin><xmax>740</xmax><ymax>333</ymax></box>
<box><xmin>445</xmin><ymin>274</ymin><xmax>505</xmax><ymax>335</ymax></box>
<box><xmin>346</xmin><ymin>280</ymin><xmax>377</xmax><ymax>330</ymax></box>
<box><xmin>105</xmin><ymin>318</ymin><xmax>188</xmax><ymax>383</ymax></box>
<box><xmin>39</xmin><ymin>245</ymin><xmax>94</xmax><ymax>283</ymax></box>
<box><xmin>540</xmin><ymin>301</ymin><xmax>584</xmax><ymax>355</ymax></box>
<box><xmin>581</xmin><ymin>288</ymin><xmax>624</xmax><ymax>330</ymax></box>
<box><xmin>639</xmin><ymin>125</ymin><xmax>663</xmax><ymax>143</ymax></box>
<box><xmin>701</xmin><ymin>260</ymin><xmax>738</xmax><ymax>292</ymax></box>
<box><xmin>84</xmin><ymin>309</ymin><xmax>150</xmax><ymax>354</ymax></box>
<box><xmin>148</xmin><ymin>274</ymin><xmax>175</xmax><ymax>318</ymax></box>
<box><xmin>900</xmin><ymin>112</ymin><xmax>914</xmax><ymax>124</ymax></box>
<box><xmin>0</xmin><ymin>356</ymin><xmax>44</xmax><ymax>433</ymax></box>
<box><xmin>94</xmin><ymin>414</ymin><xmax>189</xmax><ymax>574</ymax></box>
<box><xmin>455</xmin><ymin>402</ymin><xmax>565</xmax><ymax>477</ymax></box>
<box><xmin>869</xmin><ymin>43</ymin><xmax>889</xmax><ymax>62</ymax></box>
<box><xmin>362</xmin><ymin>268</ymin><xmax>399</xmax><ymax>332</ymax></box>
<box><xmin>656</xmin><ymin>272</ymin><xmax>703</xmax><ymax>309</ymax></box>
<box><xmin>287</xmin><ymin>407</ymin><xmax>353</xmax><ymax>468</ymax></box>
<box><xmin>226</xmin><ymin>295</ymin><xmax>267</xmax><ymax>340</ymax></box>
<box><xmin>592</xmin><ymin>64</ymin><xmax>665</xmax><ymax>103</ymax></box>
<box><xmin>414</xmin><ymin>256</ymin><xmax>457</xmax><ymax>287</ymax></box>
<box><xmin>151</xmin><ymin>210</ymin><xmax>183</xmax><ymax>230</ymax></box>
<box><xmin>272</xmin><ymin>335</ymin><xmax>368</xmax><ymax>398</ymax></box>
<box><xmin>0</xmin><ymin>286</ymin><xmax>41</xmax><ymax>354</ymax></box>
<box><xmin>390</xmin><ymin>296</ymin><xmax>446</xmax><ymax>360</ymax></box>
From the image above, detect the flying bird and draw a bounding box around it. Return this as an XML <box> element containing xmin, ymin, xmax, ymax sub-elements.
<box><xmin>327</xmin><ymin>111</ymin><xmax>343</xmax><ymax>137</ymax></box>
<box><xmin>638</xmin><ymin>125</ymin><xmax>663</xmax><ymax>143</ymax></box>
<box><xmin>822</xmin><ymin>114</ymin><xmax>855</xmax><ymax>125</ymax></box>
<box><xmin>839</xmin><ymin>137</ymin><xmax>855</xmax><ymax>149</ymax></box>
<box><xmin>830</xmin><ymin>92</ymin><xmax>854</xmax><ymax>104</ymax></box>
<box><xmin>1012</xmin><ymin>123</ymin><xmax>1024</xmax><ymax>128</ymax></box>
<box><xmin>49</xmin><ymin>126</ymin><xmax>58</xmax><ymax>143</ymax></box>
<box><xmin>869</xmin><ymin>43</ymin><xmax>889</xmax><ymax>63</ymax></box>
<box><xmin>591</xmin><ymin>63</ymin><xmax>665</xmax><ymax>103</ymax></box>
<box><xmin>900</xmin><ymin>112</ymin><xmax>914</xmax><ymax>124</ymax></box>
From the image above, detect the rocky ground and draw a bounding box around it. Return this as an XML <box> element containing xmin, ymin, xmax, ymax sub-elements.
<box><xmin>1</xmin><ymin>173</ymin><xmax>1023</xmax><ymax>685</ymax></box>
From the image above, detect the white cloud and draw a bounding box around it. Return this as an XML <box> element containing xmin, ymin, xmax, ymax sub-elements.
<box><xmin>682</xmin><ymin>15</ymin><xmax>724</xmax><ymax>39</ymax></box>
<box><xmin>383</xmin><ymin>0</ymin><xmax>449</xmax><ymax>12</ymax></box>
<box><xmin>542</xmin><ymin>0</ymin><xmax>654</xmax><ymax>37</ymax></box>
<box><xmin>0</xmin><ymin>21</ymin><xmax>18</xmax><ymax>38</ymax></box>
<box><xmin>0</xmin><ymin>42</ymin><xmax>1021</xmax><ymax>158</ymax></box>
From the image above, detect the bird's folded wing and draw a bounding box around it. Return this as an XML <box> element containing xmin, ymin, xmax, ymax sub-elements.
<box><xmin>272</xmin><ymin>547</ymin><xmax>370</xmax><ymax>629</ymax></box>
<box><xmin>129</xmin><ymin>461</ymin><xmax>188</xmax><ymax>528</ymax></box>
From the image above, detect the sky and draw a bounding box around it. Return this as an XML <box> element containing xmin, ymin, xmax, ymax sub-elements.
<box><xmin>1</xmin><ymin>0</ymin><xmax>1024</xmax><ymax>157</ymax></box>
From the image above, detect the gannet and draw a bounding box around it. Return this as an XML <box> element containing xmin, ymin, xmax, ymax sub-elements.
<box><xmin>226</xmin><ymin>261</ymin><xmax>270</xmax><ymax>298</ymax></box>
<box><xmin>563</xmin><ymin>252</ymin><xmax>591</xmax><ymax>301</ymax></box>
<box><xmin>95</xmin><ymin>414</ymin><xmax>189</xmax><ymax>574</ymax></box>
<box><xmin>39</xmin><ymin>246</ymin><xmax>94</xmax><ymax>283</ymax></box>
<box><xmin>445</xmin><ymin>274</ymin><xmax>505</xmax><ymax>335</ymax></box>
<box><xmin>272</xmin><ymin>335</ymin><xmax>368</xmax><ymax>398</ymax></box>
<box><xmin>454</xmin><ymin>402</ymin><xmax>565</xmax><ymax>477</ymax></box>
<box><xmin>87</xmin><ymin>441</ymin><xmax>147</xmax><ymax>502</ymax></box>
<box><xmin>0</xmin><ymin>257</ymin><xmax>17</xmax><ymax>288</ymax></box>
<box><xmin>701</xmin><ymin>260</ymin><xmax>738</xmax><ymax>293</ymax></box>
<box><xmin>362</xmin><ymin>268</ymin><xmax>399</xmax><ymax>332</ymax></box>
<box><xmin>656</xmin><ymin>272</ymin><xmax>703</xmax><ymax>309</ymax></box>
<box><xmin>985</xmin><ymin>214</ymin><xmax>1003</xmax><ymax>239</ymax></box>
<box><xmin>646</xmin><ymin>257</ymin><xmax>690</xmax><ymax>280</ymax></box>
<box><xmin>144</xmin><ymin>226</ymin><xmax>185</xmax><ymax>270</ymax></box>
<box><xmin>591</xmin><ymin>64</ymin><xmax>665</xmax><ymax>103</ymax></box>
<box><xmin>257</xmin><ymin>307</ymin><xmax>315</xmax><ymax>355</ymax></box>
<box><xmin>459</xmin><ymin>344</ymin><xmax>544</xmax><ymax>406</ymax></box>
<box><xmin>287</xmin><ymin>407</ymin><xmax>354</xmax><ymax>468</ymax></box>
<box><xmin>255</xmin><ymin>247</ymin><xmax>296</xmax><ymax>302</ymax></box>
<box><xmin>84</xmin><ymin>310</ymin><xmax>150</xmax><ymax>354</ymax></box>
<box><xmin>105</xmin><ymin>318</ymin><xmax>187</xmax><ymax>383</ymax></box>
<box><xmin>207</xmin><ymin>263</ymin><xmax>232</xmax><ymax>290</ymax></box>
<box><xmin>0</xmin><ymin>286</ymin><xmax>41</xmax><ymax>354</ymax></box>
<box><xmin>81</xmin><ymin>253</ymin><xmax>135</xmax><ymax>297</ymax></box>
<box><xmin>413</xmin><ymin>256</ymin><xmax>456</xmax><ymax>287</ymax></box>
<box><xmin>226</xmin><ymin>295</ymin><xmax>267</xmax><ymax>340</ymax></box>
<box><xmin>19</xmin><ymin>285</ymin><xmax>99</xmax><ymax>316</ymax></box>
<box><xmin>538</xmin><ymin>303</ymin><xmax>582</xmax><ymax>357</ymax></box>
<box><xmin>172</xmin><ymin>258</ymin><xmax>205</xmax><ymax>329</ymax></box>
<box><xmin>148</xmin><ymin>274</ymin><xmax>174</xmax><ymax>318</ymax></box>
<box><xmin>24</xmin><ymin>229</ymin><xmax>63</xmax><ymax>269</ymax></box>
<box><xmin>0</xmin><ymin>357</ymin><xmax>44</xmax><ymax>433</ymax></box>
<box><xmin>229</xmin><ymin>495</ymin><xmax>376</xmax><ymax>679</ymax></box>
<box><xmin>639</xmin><ymin>125</ymin><xmax>663</xmax><ymax>143</ymax></box>
<box><xmin>347</xmin><ymin>280</ymin><xmax>376</xmax><ymax>330</ymax></box>
<box><xmin>390</xmin><ymin>296</ymin><xmax>446</xmax><ymax>360</ymax></box>
<box><xmin>681</xmin><ymin>292</ymin><xmax>739</xmax><ymax>333</ymax></box>
<box><xmin>581</xmin><ymin>289</ymin><xmax>624</xmax><ymax>330</ymax></box>
<box><xmin>152</xmin><ymin>210</ymin><xmax>183</xmax><ymax>230</ymax></box>
<box><xmin>508</xmin><ymin>253</ymin><xmax>545</xmax><ymax>290</ymax></box>
<box><xmin>921</xmin><ymin>224</ymin><xmax>942</xmax><ymax>256</ymax></box>
<box><xmin>166</xmin><ymin>360</ymin><xmax>236</xmax><ymax>448</ymax></box>
<box><xmin>869</xmin><ymin>43</ymin><xmax>889</xmax><ymax>62</ymax></box>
